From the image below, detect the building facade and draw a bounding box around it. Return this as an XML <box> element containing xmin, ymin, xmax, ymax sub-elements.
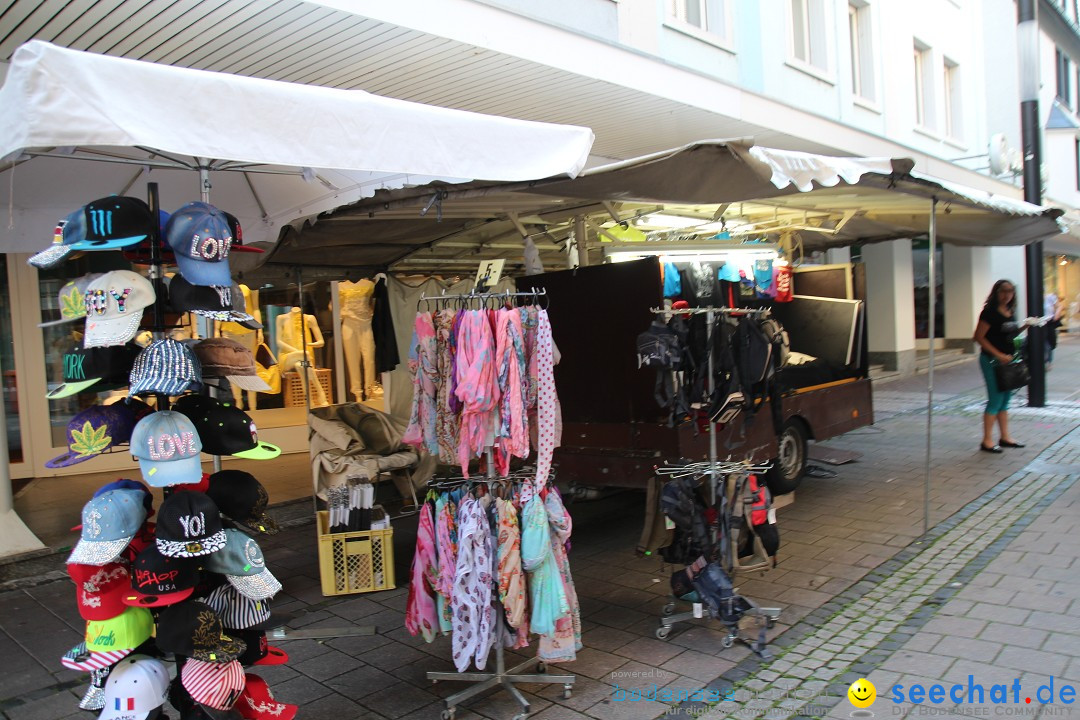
<box><xmin>1</xmin><ymin>0</ymin><xmax>1077</xmax><ymax>481</ymax></box>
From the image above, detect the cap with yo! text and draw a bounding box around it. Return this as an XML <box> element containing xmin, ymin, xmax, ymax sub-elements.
<box><xmin>155</xmin><ymin>492</ymin><xmax>226</xmax><ymax>558</ymax></box>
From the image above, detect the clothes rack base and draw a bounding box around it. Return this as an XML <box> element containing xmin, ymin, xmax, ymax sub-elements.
<box><xmin>428</xmin><ymin>637</ymin><xmax>575</xmax><ymax>720</ymax></box>
<box><xmin>656</xmin><ymin>598</ymin><xmax>781</xmax><ymax>659</ymax></box>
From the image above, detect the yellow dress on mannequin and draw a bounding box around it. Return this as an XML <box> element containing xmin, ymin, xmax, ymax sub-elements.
<box><xmin>339</xmin><ymin>278</ymin><xmax>377</xmax><ymax>402</ymax></box>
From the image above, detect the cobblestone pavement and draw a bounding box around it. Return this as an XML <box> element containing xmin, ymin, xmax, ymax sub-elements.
<box><xmin>1</xmin><ymin>337</ymin><xmax>1077</xmax><ymax>720</ymax></box>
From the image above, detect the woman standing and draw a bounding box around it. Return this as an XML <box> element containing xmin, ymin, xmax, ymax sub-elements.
<box><xmin>972</xmin><ymin>279</ymin><xmax>1027</xmax><ymax>453</ymax></box>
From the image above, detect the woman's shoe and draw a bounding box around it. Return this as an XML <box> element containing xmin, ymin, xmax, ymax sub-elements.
<box><xmin>999</xmin><ymin>440</ymin><xmax>1026</xmax><ymax>448</ymax></box>
<box><xmin>980</xmin><ymin>444</ymin><xmax>1003</xmax><ymax>454</ymax></box>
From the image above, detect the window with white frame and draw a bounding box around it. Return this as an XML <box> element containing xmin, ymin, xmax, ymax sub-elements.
<box><xmin>848</xmin><ymin>1</ymin><xmax>875</xmax><ymax>101</ymax></box>
<box><xmin>1056</xmin><ymin>48</ymin><xmax>1073</xmax><ymax>109</ymax></box>
<box><xmin>669</xmin><ymin>0</ymin><xmax>729</xmax><ymax>41</ymax></box>
<box><xmin>914</xmin><ymin>41</ymin><xmax>935</xmax><ymax>130</ymax></box>
<box><xmin>790</xmin><ymin>0</ymin><xmax>829</xmax><ymax>71</ymax></box>
<box><xmin>943</xmin><ymin>58</ymin><xmax>961</xmax><ymax>140</ymax></box>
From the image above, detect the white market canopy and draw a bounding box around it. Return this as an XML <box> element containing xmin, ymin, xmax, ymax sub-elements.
<box><xmin>253</xmin><ymin>141</ymin><xmax>1067</xmax><ymax>276</ymax></box>
<box><xmin>0</xmin><ymin>40</ymin><xmax>595</xmax><ymax>253</ymax></box>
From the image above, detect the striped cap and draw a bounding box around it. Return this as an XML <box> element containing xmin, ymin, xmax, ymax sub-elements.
<box><xmin>181</xmin><ymin>659</ymin><xmax>245</xmax><ymax>712</ymax></box>
<box><xmin>128</xmin><ymin>339</ymin><xmax>203</xmax><ymax>397</ymax></box>
<box><xmin>202</xmin><ymin>584</ymin><xmax>271</xmax><ymax>631</ymax></box>
<box><xmin>60</xmin><ymin>640</ymin><xmax>133</xmax><ymax>672</ymax></box>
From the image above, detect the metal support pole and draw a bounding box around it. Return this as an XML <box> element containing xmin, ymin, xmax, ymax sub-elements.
<box><xmin>574</xmin><ymin>215</ymin><xmax>589</xmax><ymax>267</ymax></box>
<box><xmin>1018</xmin><ymin>0</ymin><xmax>1046</xmax><ymax>406</ymax></box>
<box><xmin>296</xmin><ymin>266</ymin><xmax>313</xmax><ymax>413</ymax></box>
<box><xmin>924</xmin><ymin>198</ymin><xmax>937</xmax><ymax>537</ymax></box>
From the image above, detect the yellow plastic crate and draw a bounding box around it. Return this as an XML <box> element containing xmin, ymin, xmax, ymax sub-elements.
<box><xmin>316</xmin><ymin>510</ymin><xmax>396</xmax><ymax>596</ymax></box>
<box><xmin>284</xmin><ymin>369</ymin><xmax>332</xmax><ymax>407</ymax></box>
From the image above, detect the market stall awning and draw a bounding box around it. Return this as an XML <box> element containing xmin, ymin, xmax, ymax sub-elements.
<box><xmin>251</xmin><ymin>141</ymin><xmax>1066</xmax><ymax>276</ymax></box>
<box><xmin>0</xmin><ymin>40</ymin><xmax>595</xmax><ymax>253</ymax></box>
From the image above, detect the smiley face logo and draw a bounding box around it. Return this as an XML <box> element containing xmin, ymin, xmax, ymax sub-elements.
<box><xmin>848</xmin><ymin>678</ymin><xmax>876</xmax><ymax>708</ymax></box>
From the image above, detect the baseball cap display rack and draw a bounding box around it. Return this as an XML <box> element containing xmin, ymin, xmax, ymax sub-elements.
<box><xmin>645</xmin><ymin>305</ymin><xmax>783</xmax><ymax>657</ymax></box>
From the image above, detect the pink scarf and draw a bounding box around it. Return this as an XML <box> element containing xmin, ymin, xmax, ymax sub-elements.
<box><xmin>405</xmin><ymin>503</ymin><xmax>439</xmax><ymax>643</ymax></box>
<box><xmin>455</xmin><ymin>311</ymin><xmax>500</xmax><ymax>476</ymax></box>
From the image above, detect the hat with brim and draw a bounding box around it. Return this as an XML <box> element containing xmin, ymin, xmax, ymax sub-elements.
<box><xmin>67</xmin><ymin>489</ymin><xmax>148</xmax><ymax>566</ymax></box>
<box><xmin>230</xmin><ymin>443</ymin><xmax>280</xmax><ymax>461</ymax></box>
<box><xmin>85</xmin><ymin>606</ymin><xmax>155</xmax><ymax>653</ymax></box>
<box><xmin>97</xmin><ymin>655</ymin><xmax>171</xmax><ymax>720</ymax></box>
<box><xmin>46</xmin><ymin>378</ymin><xmax>103</xmax><ymax>400</ymax></box>
<box><xmin>39</xmin><ymin>273</ymin><xmax>104</xmax><ymax>328</ymax></box>
<box><xmin>29</xmin><ymin>209</ymin><xmax>86</xmax><ymax>269</ymax></box>
<box><xmin>29</xmin><ymin>243</ymin><xmax>80</xmax><ymax>269</ymax></box>
<box><xmin>135</xmin><ymin>452</ymin><xmax>204</xmax><ymax>489</ymax></box>
<box><xmin>70</xmin><ymin>197</ymin><xmax>152</xmax><ymax>251</ymax></box>
<box><xmin>46</xmin><ymin>404</ymin><xmax>141</xmax><ymax>469</ymax></box>
<box><xmin>169</xmin><ymin>276</ymin><xmax>256</xmax><ymax>325</ymax></box>
<box><xmin>226</xmin><ymin>375</ymin><xmax>271</xmax><ymax>392</ymax></box>
<box><xmin>236</xmin><ymin>674</ymin><xmax>296</xmax><ymax>720</ymax></box>
<box><xmin>203</xmin><ymin>529</ymin><xmax>281</xmax><ymax>601</ymax></box>
<box><xmin>60</xmin><ymin>641</ymin><xmax>133</xmax><ymax>672</ymax></box>
<box><xmin>84</xmin><ymin>313</ymin><xmax>144</xmax><ymax>350</ymax></box>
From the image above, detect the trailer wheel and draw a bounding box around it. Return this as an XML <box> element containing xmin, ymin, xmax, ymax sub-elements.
<box><xmin>765</xmin><ymin>419</ymin><xmax>807</xmax><ymax>495</ymax></box>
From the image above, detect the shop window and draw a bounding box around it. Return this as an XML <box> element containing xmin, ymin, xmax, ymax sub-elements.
<box><xmin>0</xmin><ymin>256</ymin><xmax>21</xmax><ymax>464</ymax></box>
<box><xmin>913</xmin><ymin>242</ymin><xmax>943</xmax><ymax>339</ymax></box>
<box><xmin>668</xmin><ymin>0</ymin><xmax>729</xmax><ymax>42</ymax></box>
<box><xmin>913</xmin><ymin>41</ymin><xmax>934</xmax><ymax>130</ymax></box>
<box><xmin>848</xmin><ymin>1</ymin><xmax>875</xmax><ymax>101</ymax></box>
<box><xmin>943</xmin><ymin>58</ymin><xmax>961</xmax><ymax>140</ymax></box>
<box><xmin>38</xmin><ymin>254</ymin><xmax>130</xmax><ymax>451</ymax></box>
<box><xmin>1056</xmin><ymin>48</ymin><xmax>1073</xmax><ymax>109</ymax></box>
<box><xmin>790</xmin><ymin>0</ymin><xmax>829</xmax><ymax>70</ymax></box>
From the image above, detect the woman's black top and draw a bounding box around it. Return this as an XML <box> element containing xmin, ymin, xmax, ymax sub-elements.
<box><xmin>979</xmin><ymin>306</ymin><xmax>1018</xmax><ymax>357</ymax></box>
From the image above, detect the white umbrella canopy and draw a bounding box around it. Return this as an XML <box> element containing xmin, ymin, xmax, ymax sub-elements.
<box><xmin>0</xmin><ymin>40</ymin><xmax>595</xmax><ymax>252</ymax></box>
<box><xmin>0</xmin><ymin>39</ymin><xmax>595</xmax><ymax>558</ymax></box>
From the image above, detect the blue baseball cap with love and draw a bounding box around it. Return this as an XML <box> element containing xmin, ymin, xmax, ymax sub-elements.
<box><xmin>130</xmin><ymin>411</ymin><xmax>204</xmax><ymax>488</ymax></box>
<box><xmin>165</xmin><ymin>202</ymin><xmax>234</xmax><ymax>287</ymax></box>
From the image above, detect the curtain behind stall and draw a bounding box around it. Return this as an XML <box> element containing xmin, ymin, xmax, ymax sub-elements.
<box><xmin>385</xmin><ymin>275</ymin><xmax>515</xmax><ymax>420</ymax></box>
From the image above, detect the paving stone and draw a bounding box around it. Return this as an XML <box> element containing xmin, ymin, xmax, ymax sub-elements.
<box><xmin>296</xmin><ymin>692</ymin><xmax>387</xmax><ymax>720</ymax></box>
<box><xmin>881</xmin><ymin>651</ymin><xmax>956</xmax><ymax>678</ymax></box>
<box><xmin>993</xmin><ymin>647</ymin><xmax>1070</xmax><ymax>677</ymax></box>
<box><xmin>581</xmin><ymin>626</ymin><xmax>638</xmax><ymax>653</ymax></box>
<box><xmin>532</xmin><ymin>705</ymin><xmax>593</xmax><ymax>720</ymax></box>
<box><xmin>289</xmin><ymin>647</ymin><xmax>365</xmax><ymax>681</ymax></box>
<box><xmin>551</xmin><ymin>648</ymin><xmax>628</xmax><ymax>682</ymax></box>
<box><xmin>0</xmin><ymin>690</ymin><xmax>81</xmax><ymax>720</ymax></box>
<box><xmin>362</xmin><ymin>681</ymin><xmax>440</xmax><ymax>717</ymax></box>
<box><xmin>611</xmin><ymin>637</ymin><xmax>684</xmax><ymax>667</ymax></box>
<box><xmin>267</xmin><ymin>674</ymin><xmax>333</xmax><ymax>705</ymax></box>
<box><xmin>322</xmin><ymin>664</ymin><xmax>398</xmax><ymax>700</ymax></box>
<box><xmin>583</xmin><ymin>694</ymin><xmax>670</xmax><ymax>720</ymax></box>
<box><xmin>930</xmin><ymin>635</ymin><xmax>1003</xmax><ymax>661</ymax></box>
<box><xmin>537</xmin><ymin>675</ymin><xmax>616</xmax><ymax>712</ymax></box>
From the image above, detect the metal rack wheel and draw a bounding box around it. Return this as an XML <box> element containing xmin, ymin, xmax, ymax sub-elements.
<box><xmin>513</xmin><ymin>714</ymin><xmax>529</xmax><ymax>720</ymax></box>
<box><xmin>441</xmin><ymin>709</ymin><xmax>455</xmax><ymax>720</ymax></box>
<box><xmin>721</xmin><ymin>635</ymin><xmax>734</xmax><ymax>649</ymax></box>
<box><xmin>563</xmin><ymin>685</ymin><xmax>573</xmax><ymax>699</ymax></box>
<box><xmin>536</xmin><ymin>661</ymin><xmax>546</xmax><ymax>673</ymax></box>
<box><xmin>662</xmin><ymin>602</ymin><xmax>676</xmax><ymax>616</ymax></box>
<box><xmin>655</xmin><ymin>626</ymin><xmax>671</xmax><ymax>640</ymax></box>
<box><xmin>766</xmin><ymin>618</ymin><xmax>776</xmax><ymax>629</ymax></box>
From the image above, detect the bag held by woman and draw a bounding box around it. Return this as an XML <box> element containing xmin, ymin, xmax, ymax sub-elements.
<box><xmin>994</xmin><ymin>359</ymin><xmax>1030</xmax><ymax>392</ymax></box>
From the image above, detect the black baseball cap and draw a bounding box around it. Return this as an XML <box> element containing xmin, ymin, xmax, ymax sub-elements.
<box><xmin>123</xmin><ymin>544</ymin><xmax>200</xmax><ymax>608</ymax></box>
<box><xmin>168</xmin><ymin>275</ymin><xmax>259</xmax><ymax>327</ymax></box>
<box><xmin>172</xmin><ymin>395</ymin><xmax>280</xmax><ymax>460</ymax></box>
<box><xmin>156</xmin><ymin>601</ymin><xmax>245</xmax><ymax>663</ymax></box>
<box><xmin>47</xmin><ymin>344</ymin><xmax>141</xmax><ymax>399</ymax></box>
<box><xmin>72</xmin><ymin>196</ymin><xmax>153</xmax><ymax>250</ymax></box>
<box><xmin>206</xmin><ymin>470</ymin><xmax>278</xmax><ymax>535</ymax></box>
<box><xmin>156</xmin><ymin>492</ymin><xmax>227</xmax><ymax>559</ymax></box>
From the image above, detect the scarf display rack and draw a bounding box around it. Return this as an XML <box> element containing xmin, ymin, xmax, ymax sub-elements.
<box><xmin>426</xmin><ymin>448</ymin><xmax>575</xmax><ymax>720</ymax></box>
<box><xmin>408</xmin><ymin>289</ymin><xmax>574</xmax><ymax>720</ymax></box>
<box><xmin>646</xmin><ymin>305</ymin><xmax>782</xmax><ymax>655</ymax></box>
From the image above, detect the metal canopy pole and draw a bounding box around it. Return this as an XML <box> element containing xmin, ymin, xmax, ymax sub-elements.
<box><xmin>923</xmin><ymin>198</ymin><xmax>937</xmax><ymax>537</ymax></box>
<box><xmin>196</xmin><ymin>162</ymin><xmax>223</xmax><ymax>473</ymax></box>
